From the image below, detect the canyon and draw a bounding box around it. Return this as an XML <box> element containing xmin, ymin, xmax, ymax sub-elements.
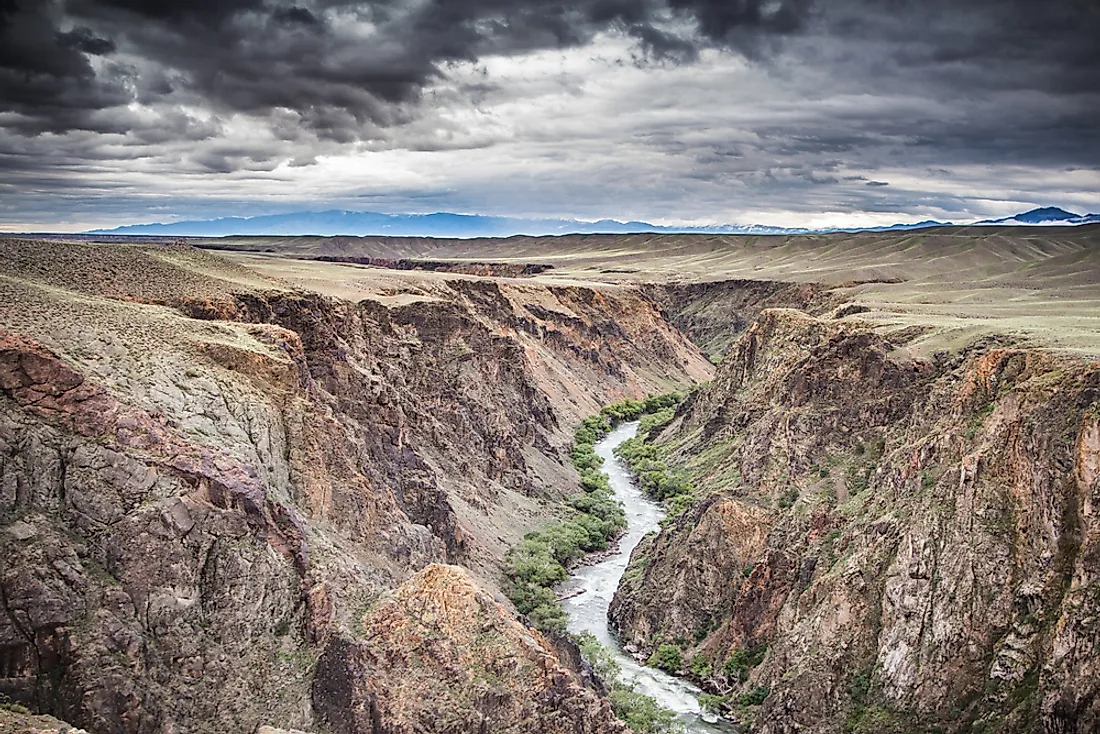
<box><xmin>1</xmin><ymin>225</ymin><xmax>1098</xmax><ymax>734</ymax></box>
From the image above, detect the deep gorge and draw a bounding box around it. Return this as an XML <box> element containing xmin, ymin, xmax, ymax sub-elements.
<box><xmin>0</xmin><ymin>236</ymin><xmax>1097</xmax><ymax>734</ymax></box>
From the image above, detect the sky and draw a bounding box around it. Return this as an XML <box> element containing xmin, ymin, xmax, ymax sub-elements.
<box><xmin>1</xmin><ymin>0</ymin><xmax>1098</xmax><ymax>232</ymax></box>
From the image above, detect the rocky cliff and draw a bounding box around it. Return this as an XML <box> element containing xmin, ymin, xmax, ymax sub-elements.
<box><xmin>610</xmin><ymin>308</ymin><xmax>1100</xmax><ymax>733</ymax></box>
<box><xmin>313</xmin><ymin>564</ymin><xmax>626</xmax><ymax>734</ymax></box>
<box><xmin>0</xmin><ymin>238</ymin><xmax>710</xmax><ymax>733</ymax></box>
<box><xmin>640</xmin><ymin>280</ymin><xmax>835</xmax><ymax>360</ymax></box>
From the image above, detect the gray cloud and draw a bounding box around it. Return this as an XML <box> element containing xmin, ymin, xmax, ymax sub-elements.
<box><xmin>0</xmin><ymin>0</ymin><xmax>1097</xmax><ymax>229</ymax></box>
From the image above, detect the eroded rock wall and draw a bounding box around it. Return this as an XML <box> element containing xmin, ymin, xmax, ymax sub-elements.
<box><xmin>611</xmin><ymin>308</ymin><xmax>1100</xmax><ymax>733</ymax></box>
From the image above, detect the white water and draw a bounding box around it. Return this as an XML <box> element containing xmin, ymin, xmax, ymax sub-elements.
<box><xmin>560</xmin><ymin>422</ymin><xmax>735</xmax><ymax>733</ymax></box>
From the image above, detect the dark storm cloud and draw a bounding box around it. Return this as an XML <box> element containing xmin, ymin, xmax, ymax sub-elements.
<box><xmin>0</xmin><ymin>0</ymin><xmax>1092</xmax><ymax>141</ymax></box>
<box><xmin>1</xmin><ymin>0</ymin><xmax>822</xmax><ymax>141</ymax></box>
<box><xmin>0</xmin><ymin>0</ymin><xmax>1098</xmax><ymax>229</ymax></box>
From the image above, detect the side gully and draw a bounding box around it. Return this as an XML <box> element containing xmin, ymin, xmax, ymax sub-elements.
<box><xmin>559</xmin><ymin>421</ymin><xmax>735</xmax><ymax>733</ymax></box>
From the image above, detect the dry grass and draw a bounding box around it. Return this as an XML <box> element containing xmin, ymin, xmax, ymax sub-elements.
<box><xmin>207</xmin><ymin>225</ymin><xmax>1100</xmax><ymax>357</ymax></box>
<box><xmin>4</xmin><ymin>226</ymin><xmax>1100</xmax><ymax>358</ymax></box>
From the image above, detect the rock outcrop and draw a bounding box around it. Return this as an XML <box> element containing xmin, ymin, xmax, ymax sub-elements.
<box><xmin>641</xmin><ymin>280</ymin><xmax>834</xmax><ymax>359</ymax></box>
<box><xmin>0</xmin><ymin>706</ymin><xmax>89</xmax><ymax>733</ymax></box>
<box><xmin>611</xmin><ymin>308</ymin><xmax>1100</xmax><ymax>733</ymax></box>
<box><xmin>312</xmin><ymin>564</ymin><xmax>625</xmax><ymax>734</ymax></box>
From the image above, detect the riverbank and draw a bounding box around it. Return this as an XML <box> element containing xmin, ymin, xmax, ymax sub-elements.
<box><xmin>561</xmin><ymin>422</ymin><xmax>735</xmax><ymax>734</ymax></box>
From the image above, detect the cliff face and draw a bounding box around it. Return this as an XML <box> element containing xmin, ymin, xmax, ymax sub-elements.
<box><xmin>0</xmin><ymin>239</ymin><xmax>710</xmax><ymax>733</ymax></box>
<box><xmin>640</xmin><ymin>280</ymin><xmax>835</xmax><ymax>359</ymax></box>
<box><xmin>313</xmin><ymin>564</ymin><xmax>626</xmax><ymax>734</ymax></box>
<box><xmin>610</xmin><ymin>308</ymin><xmax>1100</xmax><ymax>733</ymax></box>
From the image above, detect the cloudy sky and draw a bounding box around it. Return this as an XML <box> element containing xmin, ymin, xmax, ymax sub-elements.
<box><xmin>1</xmin><ymin>0</ymin><xmax>1098</xmax><ymax>231</ymax></box>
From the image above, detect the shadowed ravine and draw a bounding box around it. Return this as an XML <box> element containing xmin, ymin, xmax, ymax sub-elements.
<box><xmin>561</xmin><ymin>422</ymin><xmax>734</xmax><ymax>733</ymax></box>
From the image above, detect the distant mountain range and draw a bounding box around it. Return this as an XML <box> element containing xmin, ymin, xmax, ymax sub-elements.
<box><xmin>975</xmin><ymin>207</ymin><xmax>1100</xmax><ymax>226</ymax></box>
<box><xmin>88</xmin><ymin>211</ymin><xmax>810</xmax><ymax>237</ymax></box>
<box><xmin>86</xmin><ymin>207</ymin><xmax>1100</xmax><ymax>238</ymax></box>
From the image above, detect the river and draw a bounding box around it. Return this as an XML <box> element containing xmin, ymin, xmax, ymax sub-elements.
<box><xmin>559</xmin><ymin>421</ymin><xmax>735</xmax><ymax>733</ymax></box>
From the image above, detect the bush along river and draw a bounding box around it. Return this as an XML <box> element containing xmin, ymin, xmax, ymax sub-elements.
<box><xmin>505</xmin><ymin>395</ymin><xmax>737</xmax><ymax>733</ymax></box>
<box><xmin>561</xmin><ymin>421</ymin><xmax>735</xmax><ymax>734</ymax></box>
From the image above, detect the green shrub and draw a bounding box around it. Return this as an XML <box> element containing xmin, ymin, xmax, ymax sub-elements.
<box><xmin>848</xmin><ymin>666</ymin><xmax>873</xmax><ymax>703</ymax></box>
<box><xmin>617</xmin><ymin>437</ymin><xmax>659</xmax><ymax>464</ymax></box>
<box><xmin>723</xmin><ymin>645</ymin><xmax>767</xmax><ymax>681</ymax></box>
<box><xmin>507</xmin><ymin>544</ymin><xmax>567</xmax><ymax>587</ymax></box>
<box><xmin>698</xmin><ymin>692</ymin><xmax>728</xmax><ymax>713</ymax></box>
<box><xmin>846</xmin><ymin>464</ymin><xmax>872</xmax><ymax>494</ymax></box>
<box><xmin>576</xmin><ymin>633</ymin><xmax>683</xmax><ymax>733</ymax></box>
<box><xmin>601</xmin><ymin>398</ymin><xmax>647</xmax><ymax>423</ymax></box>
<box><xmin>777</xmin><ymin>487</ymin><xmax>799</xmax><ymax>509</ymax></box>
<box><xmin>845</xmin><ymin>705</ymin><xmax>897</xmax><ymax>734</ymax></box>
<box><xmin>571</xmin><ymin>444</ymin><xmax>603</xmax><ymax>472</ymax></box>
<box><xmin>579</xmin><ymin>468</ymin><xmax>611</xmax><ymax>493</ymax></box>
<box><xmin>576</xmin><ymin>632</ymin><xmax>621</xmax><ymax>680</ymax></box>
<box><xmin>567</xmin><ymin>491</ymin><xmax>626</xmax><ymax>528</ymax></box>
<box><xmin>869</xmin><ymin>437</ymin><xmax>886</xmax><ymax>460</ymax></box>
<box><xmin>509</xmin><ymin>580</ymin><xmax>560</xmax><ymax>615</ymax></box>
<box><xmin>665</xmin><ymin>493</ymin><xmax>695</xmax><ymax>519</ymax></box>
<box><xmin>648</xmin><ymin>643</ymin><xmax>684</xmax><ymax>672</ymax></box>
<box><xmin>639</xmin><ymin>407</ymin><xmax>676</xmax><ymax>437</ymax></box>
<box><xmin>690</xmin><ymin>655</ymin><xmax>712</xmax><ymax>679</ymax></box>
<box><xmin>609</xmin><ymin>686</ymin><xmax>684</xmax><ymax>733</ymax></box>
<box><xmin>643</xmin><ymin>392</ymin><xmax>683</xmax><ymax>413</ymax></box>
<box><xmin>616</xmin><ymin>430</ymin><xmax>695</xmax><ymax>508</ymax></box>
<box><xmin>738</xmin><ymin>686</ymin><xmax>770</xmax><ymax>706</ymax></box>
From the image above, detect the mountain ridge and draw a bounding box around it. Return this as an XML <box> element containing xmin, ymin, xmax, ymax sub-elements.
<box><xmin>83</xmin><ymin>206</ymin><xmax>1100</xmax><ymax>239</ymax></box>
<box><xmin>87</xmin><ymin>209</ymin><xmax>809</xmax><ymax>238</ymax></box>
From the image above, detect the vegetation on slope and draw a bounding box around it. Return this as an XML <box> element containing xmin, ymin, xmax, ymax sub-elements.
<box><xmin>576</xmin><ymin>632</ymin><xmax>684</xmax><ymax>734</ymax></box>
<box><xmin>614</xmin><ymin>400</ymin><xmax>696</xmax><ymax>521</ymax></box>
<box><xmin>504</xmin><ymin>392</ymin><xmax>685</xmax><ymax>632</ymax></box>
<box><xmin>504</xmin><ymin>392</ymin><xmax>688</xmax><ymax>732</ymax></box>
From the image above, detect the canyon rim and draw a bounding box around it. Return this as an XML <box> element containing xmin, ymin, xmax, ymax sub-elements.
<box><xmin>1</xmin><ymin>227</ymin><xmax>1098</xmax><ymax>733</ymax></box>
